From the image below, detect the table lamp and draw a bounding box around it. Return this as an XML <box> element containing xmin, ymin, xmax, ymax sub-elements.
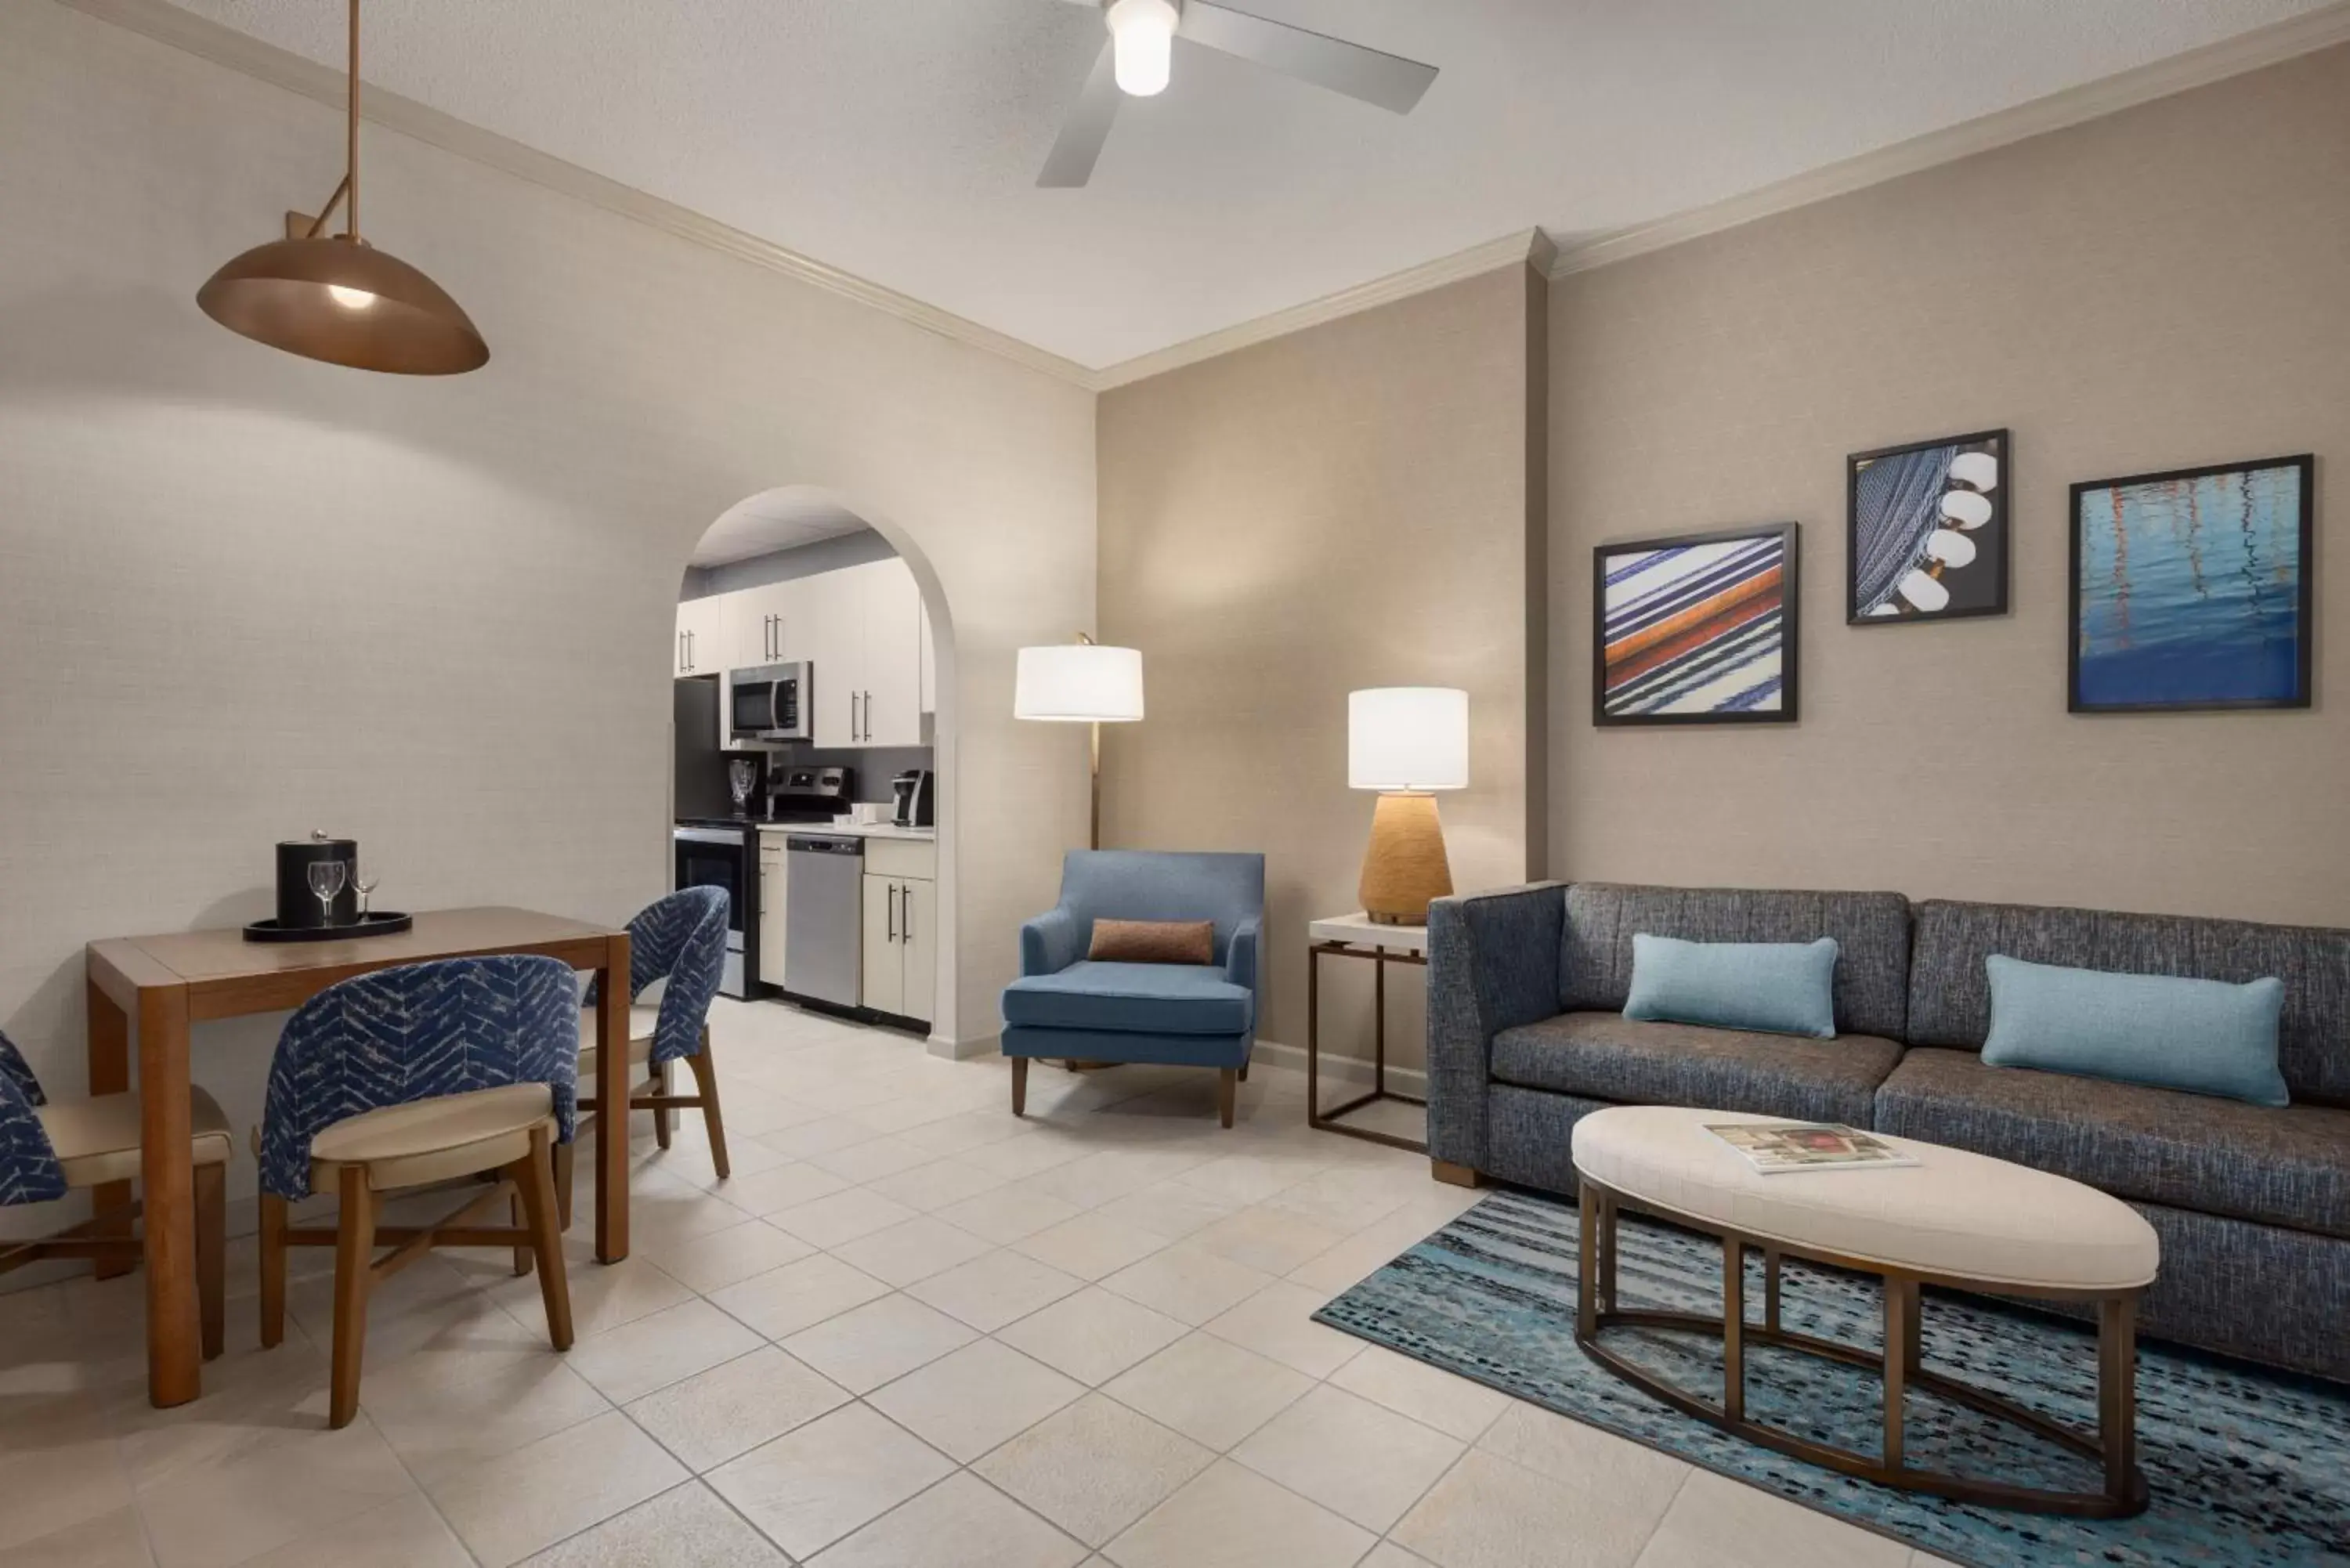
<box><xmin>1015</xmin><ymin>634</ymin><xmax>1144</xmax><ymax>850</ymax></box>
<box><xmin>1349</xmin><ymin>687</ymin><xmax>1468</xmax><ymax>925</ymax></box>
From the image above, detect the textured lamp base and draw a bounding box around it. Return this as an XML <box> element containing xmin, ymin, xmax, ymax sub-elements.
<box><xmin>1358</xmin><ymin>791</ymin><xmax>1452</xmax><ymax>926</ymax></box>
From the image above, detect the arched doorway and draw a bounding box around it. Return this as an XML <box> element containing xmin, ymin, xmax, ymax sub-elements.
<box><xmin>673</xmin><ymin>485</ymin><xmax>959</xmax><ymax>1050</ymax></box>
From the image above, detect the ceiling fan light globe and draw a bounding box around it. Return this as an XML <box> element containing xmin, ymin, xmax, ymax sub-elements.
<box><xmin>1107</xmin><ymin>0</ymin><xmax>1177</xmax><ymax>95</ymax></box>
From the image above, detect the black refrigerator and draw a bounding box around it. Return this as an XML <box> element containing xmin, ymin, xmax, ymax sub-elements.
<box><xmin>674</xmin><ymin>677</ymin><xmax>734</xmax><ymax>819</ymax></box>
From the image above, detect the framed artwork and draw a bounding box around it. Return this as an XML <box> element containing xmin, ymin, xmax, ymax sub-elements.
<box><xmin>2070</xmin><ymin>454</ymin><xmax>2313</xmax><ymax>714</ymax></box>
<box><xmin>1848</xmin><ymin>428</ymin><xmax>2008</xmax><ymax>623</ymax></box>
<box><xmin>1593</xmin><ymin>522</ymin><xmax>1799</xmax><ymax>725</ymax></box>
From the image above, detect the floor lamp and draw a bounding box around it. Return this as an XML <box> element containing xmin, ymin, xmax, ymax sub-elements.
<box><xmin>1014</xmin><ymin>635</ymin><xmax>1145</xmax><ymax>850</ymax></box>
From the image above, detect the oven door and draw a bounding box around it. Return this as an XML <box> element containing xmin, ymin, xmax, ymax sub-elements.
<box><xmin>673</xmin><ymin>827</ymin><xmax>749</xmax><ymax>997</ymax></box>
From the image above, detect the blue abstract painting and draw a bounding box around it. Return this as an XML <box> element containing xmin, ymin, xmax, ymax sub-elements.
<box><xmin>2072</xmin><ymin>457</ymin><xmax>2312</xmax><ymax>712</ymax></box>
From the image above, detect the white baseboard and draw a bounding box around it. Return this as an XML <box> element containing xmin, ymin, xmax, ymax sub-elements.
<box><xmin>930</xmin><ymin>1030</ymin><xmax>998</xmax><ymax>1062</ymax></box>
<box><xmin>1250</xmin><ymin>1037</ymin><xmax>1429</xmax><ymax>1100</ymax></box>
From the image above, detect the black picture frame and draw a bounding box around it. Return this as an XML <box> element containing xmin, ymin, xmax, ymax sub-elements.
<box><xmin>1846</xmin><ymin>428</ymin><xmax>2009</xmax><ymax>626</ymax></box>
<box><xmin>1593</xmin><ymin>522</ymin><xmax>1800</xmax><ymax>727</ymax></box>
<box><xmin>2068</xmin><ymin>453</ymin><xmax>2315</xmax><ymax>714</ymax></box>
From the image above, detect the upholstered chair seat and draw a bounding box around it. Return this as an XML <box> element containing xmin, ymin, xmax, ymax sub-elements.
<box><xmin>2</xmin><ymin>1029</ymin><xmax>234</xmax><ymax>1362</ymax></box>
<box><xmin>40</xmin><ymin>1086</ymin><xmax>235</xmax><ymax>1188</ymax></box>
<box><xmin>306</xmin><ymin>1082</ymin><xmax>557</xmax><ymax>1193</ymax></box>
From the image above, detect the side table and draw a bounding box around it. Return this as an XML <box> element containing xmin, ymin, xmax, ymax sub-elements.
<box><xmin>1306</xmin><ymin>912</ymin><xmax>1428</xmax><ymax>1153</ymax></box>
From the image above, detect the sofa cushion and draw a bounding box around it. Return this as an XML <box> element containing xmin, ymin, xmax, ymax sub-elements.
<box><xmin>1907</xmin><ymin>899</ymin><xmax>2350</xmax><ymax>1105</ymax></box>
<box><xmin>1875</xmin><ymin>1048</ymin><xmax>2350</xmax><ymax>1240</ymax></box>
<box><xmin>1982</xmin><ymin>956</ymin><xmax>2287</xmax><ymax>1107</ymax></box>
<box><xmin>1001</xmin><ymin>961</ymin><xmax>1250</xmax><ymax>1036</ymax></box>
<box><xmin>1562</xmin><ymin>884</ymin><xmax>1912</xmax><ymax>1039</ymax></box>
<box><xmin>1491</xmin><ymin>1011</ymin><xmax>1903</xmax><ymax>1128</ymax></box>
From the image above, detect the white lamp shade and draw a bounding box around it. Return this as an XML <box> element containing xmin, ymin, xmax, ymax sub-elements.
<box><xmin>1349</xmin><ymin>687</ymin><xmax>1468</xmax><ymax>791</ymax></box>
<box><xmin>1014</xmin><ymin>643</ymin><xmax>1144</xmax><ymax>722</ymax></box>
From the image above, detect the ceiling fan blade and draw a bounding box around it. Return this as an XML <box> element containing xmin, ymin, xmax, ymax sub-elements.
<box><xmin>1038</xmin><ymin>41</ymin><xmax>1123</xmax><ymax>188</ymax></box>
<box><xmin>1177</xmin><ymin>1</ymin><xmax>1437</xmax><ymax>114</ymax></box>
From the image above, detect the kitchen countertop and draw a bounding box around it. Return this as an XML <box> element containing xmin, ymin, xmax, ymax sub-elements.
<box><xmin>754</xmin><ymin>822</ymin><xmax>936</xmax><ymax>841</ymax></box>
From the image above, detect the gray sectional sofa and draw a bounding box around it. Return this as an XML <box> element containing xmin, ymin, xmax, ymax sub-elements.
<box><xmin>1426</xmin><ymin>881</ymin><xmax>2350</xmax><ymax>1383</ymax></box>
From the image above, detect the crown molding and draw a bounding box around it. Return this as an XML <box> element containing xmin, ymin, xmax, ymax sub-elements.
<box><xmin>55</xmin><ymin>0</ymin><xmax>1099</xmax><ymax>388</ymax></box>
<box><xmin>1086</xmin><ymin>229</ymin><xmax>1553</xmax><ymax>390</ymax></box>
<box><xmin>1550</xmin><ymin>1</ymin><xmax>2350</xmax><ymax>279</ymax></box>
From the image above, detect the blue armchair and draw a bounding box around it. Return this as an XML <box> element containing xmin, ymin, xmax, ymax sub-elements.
<box><xmin>1000</xmin><ymin>850</ymin><xmax>1266</xmax><ymax>1126</ymax></box>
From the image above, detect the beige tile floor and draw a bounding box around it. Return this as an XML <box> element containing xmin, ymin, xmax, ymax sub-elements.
<box><xmin>0</xmin><ymin>998</ymin><xmax>1958</xmax><ymax>1568</ymax></box>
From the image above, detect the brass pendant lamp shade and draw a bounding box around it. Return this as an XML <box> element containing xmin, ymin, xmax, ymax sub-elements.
<box><xmin>197</xmin><ymin>0</ymin><xmax>486</xmax><ymax>375</ymax></box>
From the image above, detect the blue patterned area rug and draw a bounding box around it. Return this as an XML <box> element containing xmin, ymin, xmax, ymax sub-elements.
<box><xmin>1313</xmin><ymin>1190</ymin><xmax>2350</xmax><ymax>1567</ymax></box>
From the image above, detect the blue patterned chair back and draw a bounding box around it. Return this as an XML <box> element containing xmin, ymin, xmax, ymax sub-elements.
<box><xmin>0</xmin><ymin>1028</ymin><xmax>65</xmax><ymax>1205</ymax></box>
<box><xmin>260</xmin><ymin>956</ymin><xmax>580</xmax><ymax>1201</ymax></box>
<box><xmin>624</xmin><ymin>886</ymin><xmax>729</xmax><ymax>1065</ymax></box>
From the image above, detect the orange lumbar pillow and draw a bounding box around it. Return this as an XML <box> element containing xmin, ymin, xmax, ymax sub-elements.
<box><xmin>1089</xmin><ymin>919</ymin><xmax>1215</xmax><ymax>965</ymax></box>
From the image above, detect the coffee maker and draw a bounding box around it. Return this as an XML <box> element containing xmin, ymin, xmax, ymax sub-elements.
<box><xmin>890</xmin><ymin>768</ymin><xmax>935</xmax><ymax>828</ymax></box>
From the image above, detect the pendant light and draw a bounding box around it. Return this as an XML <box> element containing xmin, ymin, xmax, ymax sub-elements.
<box><xmin>197</xmin><ymin>0</ymin><xmax>487</xmax><ymax>375</ymax></box>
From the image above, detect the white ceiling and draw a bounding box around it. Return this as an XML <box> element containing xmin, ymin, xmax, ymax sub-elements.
<box><xmin>691</xmin><ymin>488</ymin><xmax>870</xmax><ymax>568</ymax></box>
<box><xmin>169</xmin><ymin>0</ymin><xmax>2329</xmax><ymax>370</ymax></box>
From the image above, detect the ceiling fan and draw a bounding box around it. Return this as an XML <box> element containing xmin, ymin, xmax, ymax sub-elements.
<box><xmin>1039</xmin><ymin>0</ymin><xmax>1440</xmax><ymax>187</ymax></box>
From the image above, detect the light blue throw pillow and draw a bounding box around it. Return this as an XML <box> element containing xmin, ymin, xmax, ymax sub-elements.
<box><xmin>1623</xmin><ymin>934</ymin><xmax>1839</xmax><ymax>1039</ymax></box>
<box><xmin>1981</xmin><ymin>956</ymin><xmax>2289</xmax><ymax>1107</ymax></box>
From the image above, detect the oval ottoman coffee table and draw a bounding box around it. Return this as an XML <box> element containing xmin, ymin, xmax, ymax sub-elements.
<box><xmin>1570</xmin><ymin>1105</ymin><xmax>2158</xmax><ymax>1518</ymax></box>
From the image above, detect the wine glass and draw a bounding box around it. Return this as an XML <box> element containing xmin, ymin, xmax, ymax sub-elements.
<box><xmin>352</xmin><ymin>865</ymin><xmax>380</xmax><ymax>921</ymax></box>
<box><xmin>308</xmin><ymin>860</ymin><xmax>348</xmax><ymax>927</ymax></box>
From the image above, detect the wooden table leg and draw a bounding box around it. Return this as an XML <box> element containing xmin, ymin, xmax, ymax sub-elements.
<box><xmin>1722</xmin><ymin>1234</ymin><xmax>1744</xmax><ymax>1422</ymax></box>
<box><xmin>2099</xmin><ymin>1295</ymin><xmax>2138</xmax><ymax>1504</ymax></box>
<box><xmin>1577</xmin><ymin>1186</ymin><xmax>1598</xmax><ymax>1340</ymax></box>
<box><xmin>1883</xmin><ymin>1276</ymin><xmax>1913</xmax><ymax>1472</ymax></box>
<box><xmin>593</xmin><ymin>932</ymin><xmax>631</xmax><ymax>1265</ymax></box>
<box><xmin>138</xmin><ymin>983</ymin><xmax>200</xmax><ymax>1407</ymax></box>
<box><xmin>1372</xmin><ymin>949</ymin><xmax>1386</xmax><ymax>1099</ymax></box>
<box><xmin>85</xmin><ymin>976</ymin><xmax>135</xmax><ymax>1281</ymax></box>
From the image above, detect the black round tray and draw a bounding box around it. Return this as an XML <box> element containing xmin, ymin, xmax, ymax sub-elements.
<box><xmin>243</xmin><ymin>912</ymin><xmax>414</xmax><ymax>944</ymax></box>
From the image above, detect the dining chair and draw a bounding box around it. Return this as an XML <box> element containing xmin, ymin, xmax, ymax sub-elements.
<box><xmin>255</xmin><ymin>955</ymin><xmax>577</xmax><ymax>1429</ymax></box>
<box><xmin>562</xmin><ymin>885</ymin><xmax>731</xmax><ymax>1222</ymax></box>
<box><xmin>0</xmin><ymin>1027</ymin><xmax>233</xmax><ymax>1358</ymax></box>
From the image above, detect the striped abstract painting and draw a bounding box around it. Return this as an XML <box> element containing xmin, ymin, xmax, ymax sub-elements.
<box><xmin>1599</xmin><ymin>529</ymin><xmax>1791</xmax><ymax>720</ymax></box>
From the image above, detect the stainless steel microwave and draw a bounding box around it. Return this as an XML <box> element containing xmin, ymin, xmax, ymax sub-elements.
<box><xmin>728</xmin><ymin>661</ymin><xmax>812</xmax><ymax>743</ymax></box>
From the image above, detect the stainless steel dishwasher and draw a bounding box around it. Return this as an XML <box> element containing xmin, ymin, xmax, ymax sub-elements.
<box><xmin>783</xmin><ymin>833</ymin><xmax>864</xmax><ymax>1009</ymax></box>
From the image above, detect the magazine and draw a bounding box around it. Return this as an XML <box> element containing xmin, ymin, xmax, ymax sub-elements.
<box><xmin>1705</xmin><ymin>1122</ymin><xmax>1918</xmax><ymax>1174</ymax></box>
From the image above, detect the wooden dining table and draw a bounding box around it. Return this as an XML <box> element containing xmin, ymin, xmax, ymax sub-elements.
<box><xmin>85</xmin><ymin>906</ymin><xmax>633</xmax><ymax>1408</ymax></box>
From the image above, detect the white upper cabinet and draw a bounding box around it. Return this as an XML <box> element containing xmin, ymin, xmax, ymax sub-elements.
<box><xmin>679</xmin><ymin>560</ymin><xmax>927</xmax><ymax>749</ymax></box>
<box><xmin>674</xmin><ymin>596</ymin><xmax>724</xmax><ymax>677</ymax></box>
<box><xmin>856</xmin><ymin>559</ymin><xmax>924</xmax><ymax>747</ymax></box>
<box><xmin>723</xmin><ymin>582</ymin><xmax>797</xmax><ymax>671</ymax></box>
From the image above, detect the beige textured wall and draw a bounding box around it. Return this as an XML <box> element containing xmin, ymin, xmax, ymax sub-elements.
<box><xmin>1097</xmin><ymin>268</ymin><xmax>1546</xmax><ymax>1071</ymax></box>
<box><xmin>0</xmin><ymin>1</ymin><xmax>1094</xmax><ymax>1232</ymax></box>
<box><xmin>1549</xmin><ymin>45</ymin><xmax>2349</xmax><ymax>925</ymax></box>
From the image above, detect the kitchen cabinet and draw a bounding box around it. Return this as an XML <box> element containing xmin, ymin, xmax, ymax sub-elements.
<box><xmin>859</xmin><ymin>837</ymin><xmax>935</xmax><ymax>1024</ymax></box>
<box><xmin>678</xmin><ymin>558</ymin><xmax>925</xmax><ymax>748</ymax></box>
<box><xmin>674</xmin><ymin>596</ymin><xmax>724</xmax><ymax>677</ymax></box>
<box><xmin>809</xmin><ymin>559</ymin><xmax>923</xmax><ymax>747</ymax></box>
<box><xmin>757</xmin><ymin>833</ymin><xmax>787</xmax><ymax>989</ymax></box>
<box><xmin>725</xmin><ymin>582</ymin><xmax>799</xmax><ymax>670</ymax></box>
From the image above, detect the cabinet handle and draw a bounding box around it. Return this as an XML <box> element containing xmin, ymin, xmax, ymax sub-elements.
<box><xmin>901</xmin><ymin>883</ymin><xmax>912</xmax><ymax>943</ymax></box>
<box><xmin>685</xmin><ymin>629</ymin><xmax>695</xmax><ymax>671</ymax></box>
<box><xmin>886</xmin><ymin>882</ymin><xmax>898</xmax><ymax>942</ymax></box>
